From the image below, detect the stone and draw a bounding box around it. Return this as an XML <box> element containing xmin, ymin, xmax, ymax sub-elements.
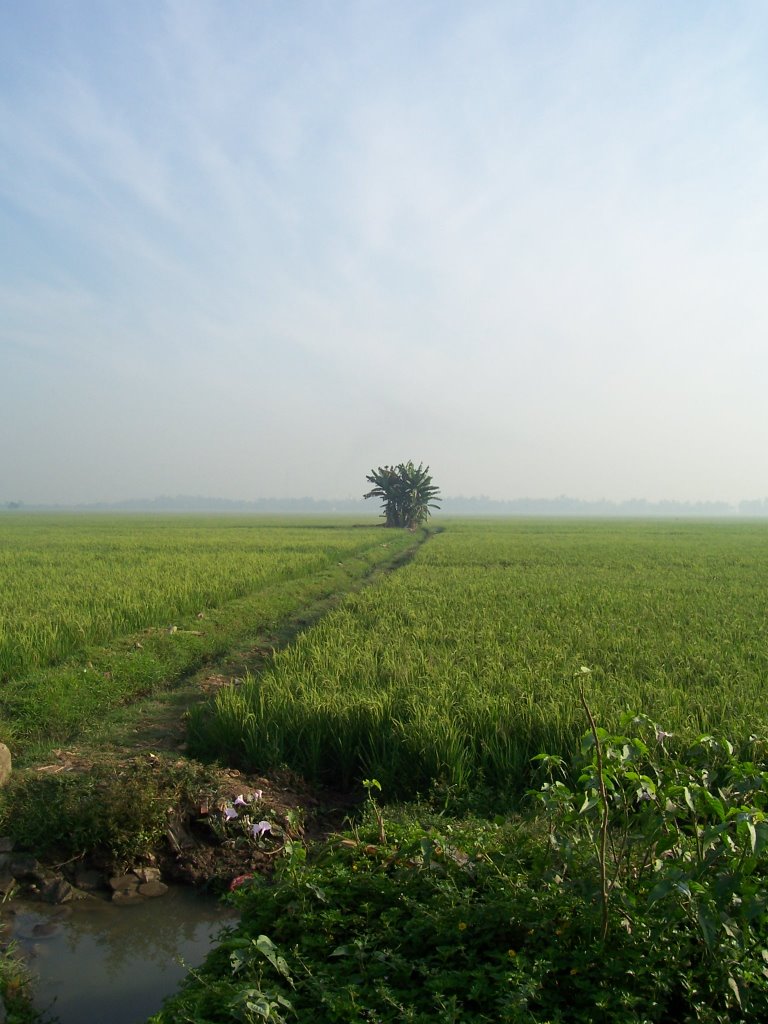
<box><xmin>0</xmin><ymin>838</ymin><xmax>14</xmax><ymax>853</ymax></box>
<box><xmin>109</xmin><ymin>871</ymin><xmax>142</xmax><ymax>904</ymax></box>
<box><xmin>73</xmin><ymin>868</ymin><xmax>106</xmax><ymax>891</ymax></box>
<box><xmin>40</xmin><ymin>878</ymin><xmax>76</xmax><ymax>904</ymax></box>
<box><xmin>9</xmin><ymin>854</ymin><xmax>41</xmax><ymax>879</ymax></box>
<box><xmin>0</xmin><ymin>745</ymin><xmax>11</xmax><ymax>788</ymax></box>
<box><xmin>111</xmin><ymin>889</ymin><xmax>144</xmax><ymax>905</ymax></box>
<box><xmin>134</xmin><ymin>867</ymin><xmax>162</xmax><ymax>884</ymax></box>
<box><xmin>108</xmin><ymin>873</ymin><xmax>140</xmax><ymax>892</ymax></box>
<box><xmin>32</xmin><ymin>920</ymin><xmax>61</xmax><ymax>937</ymax></box>
<box><xmin>138</xmin><ymin>881</ymin><xmax>168</xmax><ymax>898</ymax></box>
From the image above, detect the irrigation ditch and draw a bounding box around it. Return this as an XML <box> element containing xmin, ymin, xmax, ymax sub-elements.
<box><xmin>0</xmin><ymin>527</ymin><xmax>436</xmax><ymax>1023</ymax></box>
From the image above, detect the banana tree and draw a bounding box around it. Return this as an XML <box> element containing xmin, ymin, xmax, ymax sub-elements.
<box><xmin>364</xmin><ymin>461</ymin><xmax>441</xmax><ymax>528</ymax></box>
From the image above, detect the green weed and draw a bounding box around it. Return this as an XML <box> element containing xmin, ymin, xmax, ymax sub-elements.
<box><xmin>0</xmin><ymin>757</ymin><xmax>218</xmax><ymax>864</ymax></box>
<box><xmin>152</xmin><ymin>720</ymin><xmax>768</xmax><ymax>1022</ymax></box>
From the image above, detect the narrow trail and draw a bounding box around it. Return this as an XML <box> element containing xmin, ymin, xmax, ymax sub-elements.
<box><xmin>36</xmin><ymin>529</ymin><xmax>434</xmax><ymax>775</ymax></box>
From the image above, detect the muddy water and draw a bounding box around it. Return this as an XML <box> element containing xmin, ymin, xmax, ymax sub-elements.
<box><xmin>4</xmin><ymin>887</ymin><xmax>239</xmax><ymax>1024</ymax></box>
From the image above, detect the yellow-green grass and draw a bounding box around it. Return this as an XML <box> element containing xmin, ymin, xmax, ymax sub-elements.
<box><xmin>0</xmin><ymin>514</ymin><xmax>401</xmax><ymax>679</ymax></box>
<box><xmin>189</xmin><ymin>518</ymin><xmax>768</xmax><ymax>799</ymax></box>
<box><xmin>0</xmin><ymin>513</ymin><xmax>418</xmax><ymax>754</ymax></box>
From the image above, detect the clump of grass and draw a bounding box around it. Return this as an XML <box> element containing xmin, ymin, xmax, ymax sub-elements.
<box><xmin>0</xmin><ymin>942</ymin><xmax>41</xmax><ymax>1024</ymax></box>
<box><xmin>0</xmin><ymin>757</ymin><xmax>219</xmax><ymax>864</ymax></box>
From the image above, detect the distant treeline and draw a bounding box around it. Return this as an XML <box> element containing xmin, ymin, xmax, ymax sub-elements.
<box><xmin>443</xmin><ymin>496</ymin><xmax>743</xmax><ymax>517</ymax></box>
<box><xmin>4</xmin><ymin>494</ymin><xmax>768</xmax><ymax>516</ymax></box>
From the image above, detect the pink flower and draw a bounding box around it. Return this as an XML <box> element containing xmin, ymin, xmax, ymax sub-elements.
<box><xmin>252</xmin><ymin>820</ymin><xmax>271</xmax><ymax>838</ymax></box>
<box><xmin>224</xmin><ymin>806</ymin><xmax>238</xmax><ymax>821</ymax></box>
<box><xmin>234</xmin><ymin>795</ymin><xmax>247</xmax><ymax>806</ymax></box>
<box><xmin>229</xmin><ymin>873</ymin><xmax>253</xmax><ymax>891</ymax></box>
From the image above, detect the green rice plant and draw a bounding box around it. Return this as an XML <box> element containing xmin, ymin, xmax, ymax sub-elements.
<box><xmin>0</xmin><ymin>515</ymin><xmax>420</xmax><ymax>754</ymax></box>
<box><xmin>189</xmin><ymin>519</ymin><xmax>768</xmax><ymax>802</ymax></box>
<box><xmin>0</xmin><ymin>514</ymin><xmax>405</xmax><ymax>681</ymax></box>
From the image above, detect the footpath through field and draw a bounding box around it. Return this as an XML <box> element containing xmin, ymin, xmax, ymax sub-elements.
<box><xmin>0</xmin><ymin>515</ymin><xmax>432</xmax><ymax>771</ymax></box>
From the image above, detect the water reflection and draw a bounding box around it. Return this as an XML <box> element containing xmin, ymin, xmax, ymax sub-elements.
<box><xmin>4</xmin><ymin>887</ymin><xmax>238</xmax><ymax>1024</ymax></box>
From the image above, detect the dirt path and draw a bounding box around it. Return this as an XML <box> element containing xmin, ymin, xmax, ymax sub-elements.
<box><xmin>65</xmin><ymin>531</ymin><xmax>427</xmax><ymax>767</ymax></box>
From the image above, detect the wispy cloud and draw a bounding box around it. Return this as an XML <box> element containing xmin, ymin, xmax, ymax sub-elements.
<box><xmin>2</xmin><ymin>0</ymin><xmax>768</xmax><ymax>502</ymax></box>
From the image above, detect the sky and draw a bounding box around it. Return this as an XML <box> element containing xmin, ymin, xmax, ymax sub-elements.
<box><xmin>2</xmin><ymin>0</ymin><xmax>767</xmax><ymax>505</ymax></box>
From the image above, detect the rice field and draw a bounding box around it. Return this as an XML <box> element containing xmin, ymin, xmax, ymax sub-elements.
<box><xmin>189</xmin><ymin>518</ymin><xmax>768</xmax><ymax>798</ymax></box>
<box><xmin>5</xmin><ymin>514</ymin><xmax>768</xmax><ymax>795</ymax></box>
<box><xmin>0</xmin><ymin>514</ymin><xmax>417</xmax><ymax>751</ymax></box>
<box><xmin>0</xmin><ymin>514</ymin><xmax>403</xmax><ymax>681</ymax></box>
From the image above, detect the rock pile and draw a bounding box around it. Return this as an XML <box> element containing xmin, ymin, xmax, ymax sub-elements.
<box><xmin>0</xmin><ymin>836</ymin><xmax>170</xmax><ymax>905</ymax></box>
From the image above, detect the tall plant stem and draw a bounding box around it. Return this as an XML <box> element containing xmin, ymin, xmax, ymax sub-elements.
<box><xmin>578</xmin><ymin>676</ymin><xmax>610</xmax><ymax>942</ymax></box>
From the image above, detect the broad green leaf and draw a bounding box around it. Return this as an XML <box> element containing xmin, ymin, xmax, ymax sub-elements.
<box><xmin>727</xmin><ymin>976</ymin><xmax>742</xmax><ymax>1008</ymax></box>
<box><xmin>256</xmin><ymin>935</ymin><xmax>292</xmax><ymax>981</ymax></box>
<box><xmin>648</xmin><ymin>879</ymin><xmax>676</xmax><ymax>905</ymax></box>
<box><xmin>696</xmin><ymin>905</ymin><xmax>717</xmax><ymax>950</ymax></box>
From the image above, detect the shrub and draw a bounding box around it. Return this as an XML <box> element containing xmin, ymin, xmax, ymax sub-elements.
<box><xmin>152</xmin><ymin>717</ymin><xmax>768</xmax><ymax>1023</ymax></box>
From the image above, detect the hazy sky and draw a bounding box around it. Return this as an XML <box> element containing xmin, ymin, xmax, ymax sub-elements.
<box><xmin>2</xmin><ymin>1</ymin><xmax>767</xmax><ymax>504</ymax></box>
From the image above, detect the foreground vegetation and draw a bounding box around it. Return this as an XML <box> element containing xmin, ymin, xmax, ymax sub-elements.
<box><xmin>160</xmin><ymin>518</ymin><xmax>768</xmax><ymax>1022</ymax></box>
<box><xmin>189</xmin><ymin>519</ymin><xmax>768</xmax><ymax>802</ymax></box>
<box><xmin>154</xmin><ymin>716</ymin><xmax>768</xmax><ymax>1023</ymax></box>
<box><xmin>3</xmin><ymin>515</ymin><xmax>768</xmax><ymax>1021</ymax></box>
